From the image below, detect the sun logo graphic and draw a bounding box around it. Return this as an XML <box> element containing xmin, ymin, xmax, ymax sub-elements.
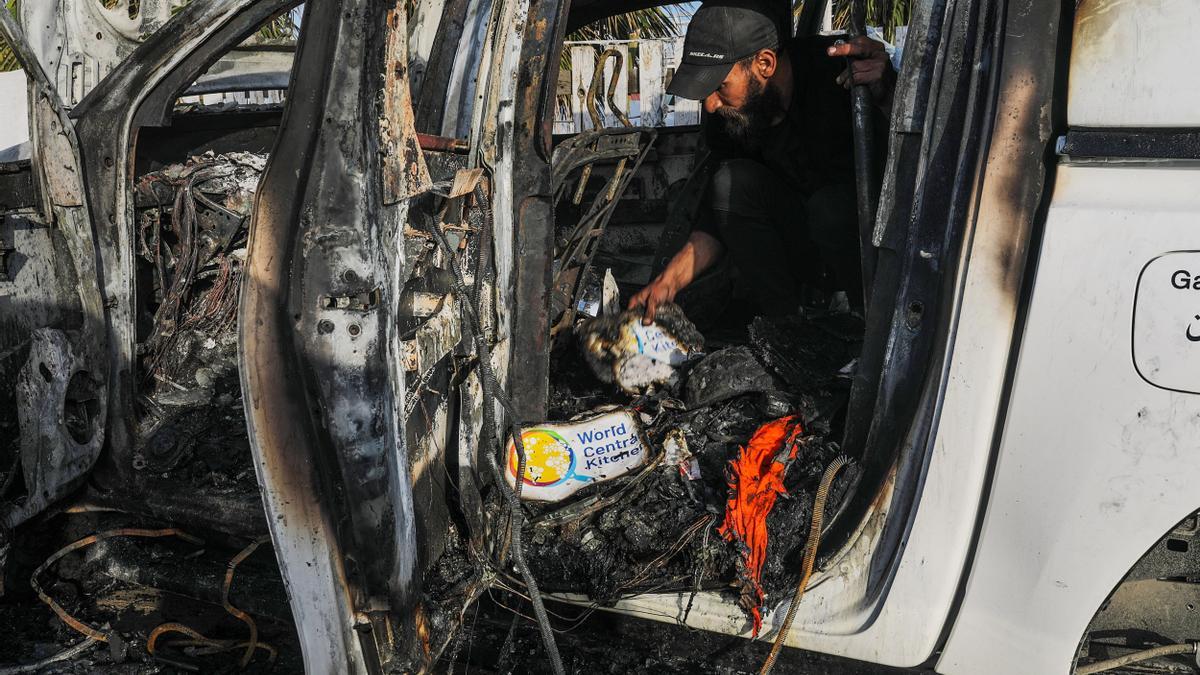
<box><xmin>507</xmin><ymin>429</ymin><xmax>585</xmax><ymax>488</ymax></box>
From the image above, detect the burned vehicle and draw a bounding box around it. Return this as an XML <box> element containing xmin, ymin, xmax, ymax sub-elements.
<box><xmin>6</xmin><ymin>0</ymin><xmax>1200</xmax><ymax>674</ymax></box>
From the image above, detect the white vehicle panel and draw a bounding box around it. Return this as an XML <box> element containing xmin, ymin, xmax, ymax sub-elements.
<box><xmin>938</xmin><ymin>163</ymin><xmax>1200</xmax><ymax>675</ymax></box>
<box><xmin>1070</xmin><ymin>0</ymin><xmax>1200</xmax><ymax>128</ymax></box>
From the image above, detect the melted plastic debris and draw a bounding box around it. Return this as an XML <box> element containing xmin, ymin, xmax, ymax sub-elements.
<box><xmin>685</xmin><ymin>345</ymin><xmax>785</xmax><ymax>410</ymax></box>
<box><xmin>717</xmin><ymin>415</ymin><xmax>805</xmax><ymax>636</ymax></box>
<box><xmin>749</xmin><ymin>314</ymin><xmax>862</xmax><ymax>391</ymax></box>
<box><xmin>575</xmin><ymin>267</ymin><xmax>622</xmax><ymax>318</ymax></box>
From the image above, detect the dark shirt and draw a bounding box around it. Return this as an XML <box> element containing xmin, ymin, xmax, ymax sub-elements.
<box><xmin>707</xmin><ymin>34</ymin><xmax>858</xmax><ymax>197</ymax></box>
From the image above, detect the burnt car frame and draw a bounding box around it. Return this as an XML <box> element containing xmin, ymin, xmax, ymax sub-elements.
<box><xmin>10</xmin><ymin>1</ymin><xmax>1191</xmax><ymax>674</ymax></box>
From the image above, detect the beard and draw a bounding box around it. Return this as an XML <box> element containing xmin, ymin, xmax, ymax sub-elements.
<box><xmin>708</xmin><ymin>75</ymin><xmax>784</xmax><ymax>154</ymax></box>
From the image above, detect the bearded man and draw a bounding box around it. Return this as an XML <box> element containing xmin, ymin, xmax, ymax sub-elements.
<box><xmin>629</xmin><ymin>0</ymin><xmax>894</xmax><ymax>321</ymax></box>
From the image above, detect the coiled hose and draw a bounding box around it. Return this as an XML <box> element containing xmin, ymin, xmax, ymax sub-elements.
<box><xmin>421</xmin><ymin>185</ymin><xmax>565</xmax><ymax>675</ymax></box>
<box><xmin>760</xmin><ymin>455</ymin><xmax>852</xmax><ymax>675</ymax></box>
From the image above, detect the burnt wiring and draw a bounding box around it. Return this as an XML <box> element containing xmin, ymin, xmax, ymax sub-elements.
<box><xmin>146</xmin><ymin>622</ymin><xmax>277</xmax><ymax>664</ymax></box>
<box><xmin>421</xmin><ymin>181</ymin><xmax>566</xmax><ymax>675</ymax></box>
<box><xmin>483</xmin><ymin>510</ymin><xmax>719</xmax><ymax>636</ymax></box>
<box><xmin>135</xmin><ymin>158</ymin><xmax>251</xmax><ymax>384</ymax></box>
<box><xmin>1075</xmin><ymin>643</ymin><xmax>1198</xmax><ymax>675</ymax></box>
<box><xmin>147</xmin><ymin>622</ymin><xmax>229</xmax><ymax>655</ymax></box>
<box><xmin>221</xmin><ymin>536</ymin><xmax>272</xmax><ymax>667</ymax></box>
<box><xmin>528</xmin><ymin>448</ymin><xmax>666</xmax><ymax>527</ymax></box>
<box><xmin>32</xmin><ymin>528</ymin><xmax>205</xmax><ymax>643</ymax></box>
<box><xmin>31</xmin><ymin>526</ymin><xmax>278</xmax><ymax>669</ymax></box>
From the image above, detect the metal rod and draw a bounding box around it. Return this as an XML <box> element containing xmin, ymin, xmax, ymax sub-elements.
<box><xmin>848</xmin><ymin>0</ymin><xmax>880</xmax><ymax>307</ymax></box>
<box><xmin>416</xmin><ymin>133</ymin><xmax>470</xmax><ymax>153</ymax></box>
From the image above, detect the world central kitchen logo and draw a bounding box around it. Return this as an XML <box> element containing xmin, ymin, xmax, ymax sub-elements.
<box><xmin>508</xmin><ymin>421</ymin><xmax>643</xmax><ymax>487</ymax></box>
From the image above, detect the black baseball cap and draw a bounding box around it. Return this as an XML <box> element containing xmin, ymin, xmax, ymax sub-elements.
<box><xmin>666</xmin><ymin>0</ymin><xmax>782</xmax><ymax>100</ymax></box>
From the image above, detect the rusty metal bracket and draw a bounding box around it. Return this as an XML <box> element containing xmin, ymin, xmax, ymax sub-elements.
<box><xmin>576</xmin><ymin>49</ymin><xmax>634</xmax><ymax>205</ymax></box>
<box><xmin>585</xmin><ymin>49</ymin><xmax>632</xmax><ymax>129</ymax></box>
<box><xmin>381</xmin><ymin>1</ymin><xmax>433</xmax><ymax>203</ymax></box>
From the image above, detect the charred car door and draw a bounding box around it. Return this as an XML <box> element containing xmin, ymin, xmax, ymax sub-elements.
<box><xmin>4</xmin><ymin>0</ymin><xmax>531</xmax><ymax>669</ymax></box>
<box><xmin>0</xmin><ymin>12</ymin><xmax>108</xmax><ymax>530</ymax></box>
<box><xmin>240</xmin><ymin>0</ymin><xmax>535</xmax><ymax>671</ymax></box>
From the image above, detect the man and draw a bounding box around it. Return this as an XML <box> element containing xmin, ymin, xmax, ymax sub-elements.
<box><xmin>629</xmin><ymin>0</ymin><xmax>893</xmax><ymax>322</ymax></box>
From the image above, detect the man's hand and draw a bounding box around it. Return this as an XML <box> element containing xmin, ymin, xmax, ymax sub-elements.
<box><xmin>828</xmin><ymin>36</ymin><xmax>891</xmax><ymax>100</ymax></box>
<box><xmin>628</xmin><ymin>276</ymin><xmax>680</xmax><ymax>325</ymax></box>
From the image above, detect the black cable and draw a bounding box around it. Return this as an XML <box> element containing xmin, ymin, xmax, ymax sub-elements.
<box><xmin>421</xmin><ymin>186</ymin><xmax>565</xmax><ymax>675</ymax></box>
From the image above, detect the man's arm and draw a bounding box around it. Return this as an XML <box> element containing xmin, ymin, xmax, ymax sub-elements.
<box><xmin>627</xmin><ymin>230</ymin><xmax>724</xmax><ymax>324</ymax></box>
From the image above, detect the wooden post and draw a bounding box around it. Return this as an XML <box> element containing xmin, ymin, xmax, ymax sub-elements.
<box><xmin>570</xmin><ymin>45</ymin><xmax>595</xmax><ymax>131</ymax></box>
<box><xmin>638</xmin><ymin>40</ymin><xmax>665</xmax><ymax>127</ymax></box>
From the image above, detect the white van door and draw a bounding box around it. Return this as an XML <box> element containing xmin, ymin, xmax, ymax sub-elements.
<box><xmin>939</xmin><ymin>3</ymin><xmax>1200</xmax><ymax>674</ymax></box>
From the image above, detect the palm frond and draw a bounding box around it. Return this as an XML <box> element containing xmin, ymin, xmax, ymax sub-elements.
<box><xmin>561</xmin><ymin>7</ymin><xmax>678</xmax><ymax>72</ymax></box>
<box><xmin>0</xmin><ymin>0</ymin><xmax>20</xmax><ymax>73</ymax></box>
<box><xmin>567</xmin><ymin>8</ymin><xmax>678</xmax><ymax>42</ymax></box>
<box><xmin>830</xmin><ymin>0</ymin><xmax>910</xmax><ymax>41</ymax></box>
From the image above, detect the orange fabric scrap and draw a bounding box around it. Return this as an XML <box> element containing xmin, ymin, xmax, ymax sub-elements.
<box><xmin>717</xmin><ymin>414</ymin><xmax>804</xmax><ymax>636</ymax></box>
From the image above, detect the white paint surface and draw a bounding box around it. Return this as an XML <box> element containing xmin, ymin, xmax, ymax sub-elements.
<box><xmin>637</xmin><ymin>40</ymin><xmax>665</xmax><ymax>127</ymax></box>
<box><xmin>570</xmin><ymin>45</ymin><xmax>596</xmax><ymax>131</ymax></box>
<box><xmin>0</xmin><ymin>69</ymin><xmax>30</xmax><ymax>161</ymax></box>
<box><xmin>1070</xmin><ymin>0</ymin><xmax>1200</xmax><ymax>127</ymax></box>
<box><xmin>938</xmin><ymin>164</ymin><xmax>1200</xmax><ymax>675</ymax></box>
<box><xmin>667</xmin><ymin>37</ymin><xmax>700</xmax><ymax>125</ymax></box>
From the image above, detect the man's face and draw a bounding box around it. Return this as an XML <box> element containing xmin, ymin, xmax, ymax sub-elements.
<box><xmin>703</xmin><ymin>60</ymin><xmax>763</xmax><ymax>116</ymax></box>
<box><xmin>703</xmin><ymin>56</ymin><xmax>782</xmax><ymax>151</ymax></box>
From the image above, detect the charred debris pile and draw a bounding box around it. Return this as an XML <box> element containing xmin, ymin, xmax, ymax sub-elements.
<box><xmin>471</xmin><ymin>297</ymin><xmax>862</xmax><ymax>635</ymax></box>
<box><xmin>0</xmin><ymin>511</ymin><xmax>300</xmax><ymax>673</ymax></box>
<box><xmin>0</xmin><ymin>153</ymin><xmax>292</xmax><ymax>673</ymax></box>
<box><xmin>131</xmin><ymin>151</ymin><xmax>265</xmax><ymax>486</ymax></box>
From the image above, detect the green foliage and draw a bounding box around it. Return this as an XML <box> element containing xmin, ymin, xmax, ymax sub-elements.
<box><xmin>166</xmin><ymin>1</ymin><xmax>300</xmax><ymax>43</ymax></box>
<box><xmin>561</xmin><ymin>7</ymin><xmax>678</xmax><ymax>72</ymax></box>
<box><xmin>0</xmin><ymin>0</ymin><xmax>19</xmax><ymax>73</ymax></box>
<box><xmin>253</xmin><ymin>11</ymin><xmax>300</xmax><ymax>42</ymax></box>
<box><xmin>567</xmin><ymin>8</ymin><xmax>678</xmax><ymax>43</ymax></box>
<box><xmin>830</xmin><ymin>0</ymin><xmax>911</xmax><ymax>41</ymax></box>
